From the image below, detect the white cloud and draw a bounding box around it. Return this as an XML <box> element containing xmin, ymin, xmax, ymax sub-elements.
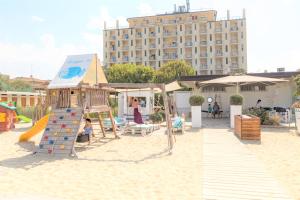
<box><xmin>31</xmin><ymin>15</ymin><xmax>45</xmax><ymax>23</ymax></box>
<box><xmin>0</xmin><ymin>38</ymin><xmax>90</xmax><ymax>79</ymax></box>
<box><xmin>137</xmin><ymin>2</ymin><xmax>155</xmax><ymax>16</ymax></box>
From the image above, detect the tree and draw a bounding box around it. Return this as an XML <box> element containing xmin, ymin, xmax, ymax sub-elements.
<box><xmin>154</xmin><ymin>60</ymin><xmax>195</xmax><ymax>83</ymax></box>
<box><xmin>107</xmin><ymin>64</ymin><xmax>155</xmax><ymax>83</ymax></box>
<box><xmin>0</xmin><ymin>73</ymin><xmax>32</xmax><ymax>92</ymax></box>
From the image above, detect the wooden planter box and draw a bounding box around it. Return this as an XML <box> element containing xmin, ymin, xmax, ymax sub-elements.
<box><xmin>234</xmin><ymin>115</ymin><xmax>261</xmax><ymax>141</ymax></box>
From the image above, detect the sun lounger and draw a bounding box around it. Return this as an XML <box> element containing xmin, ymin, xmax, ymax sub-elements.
<box><xmin>103</xmin><ymin>117</ymin><xmax>126</xmax><ymax>129</ymax></box>
<box><xmin>124</xmin><ymin>122</ymin><xmax>160</xmax><ymax>136</ymax></box>
<box><xmin>172</xmin><ymin>117</ymin><xmax>185</xmax><ymax>134</ymax></box>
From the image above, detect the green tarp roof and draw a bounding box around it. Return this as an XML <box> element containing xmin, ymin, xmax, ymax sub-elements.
<box><xmin>0</xmin><ymin>102</ymin><xmax>16</xmax><ymax>110</ymax></box>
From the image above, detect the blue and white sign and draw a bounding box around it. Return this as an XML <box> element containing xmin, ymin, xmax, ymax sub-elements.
<box><xmin>48</xmin><ymin>54</ymin><xmax>94</xmax><ymax>89</ymax></box>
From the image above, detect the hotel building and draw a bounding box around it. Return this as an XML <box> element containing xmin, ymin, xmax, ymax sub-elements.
<box><xmin>103</xmin><ymin>5</ymin><xmax>247</xmax><ymax>75</ymax></box>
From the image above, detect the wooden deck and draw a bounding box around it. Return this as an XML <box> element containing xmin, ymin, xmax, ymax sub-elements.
<box><xmin>203</xmin><ymin>129</ymin><xmax>292</xmax><ymax>200</ymax></box>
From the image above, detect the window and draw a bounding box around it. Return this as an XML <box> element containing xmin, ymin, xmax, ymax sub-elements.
<box><xmin>105</xmin><ymin>53</ymin><xmax>107</xmax><ymax>58</ymax></box>
<box><xmin>194</xmin><ymin>36</ymin><xmax>197</xmax><ymax>42</ymax></box>
<box><xmin>180</xmin><ymin>25</ymin><xmax>182</xmax><ymax>31</ymax></box>
<box><xmin>194</xmin><ymin>24</ymin><xmax>197</xmax><ymax>30</ymax></box>
<box><xmin>105</xmin><ymin>42</ymin><xmax>107</xmax><ymax>47</ymax></box>
<box><xmin>144</xmin><ymin>51</ymin><xmax>147</xmax><ymax>56</ymax></box>
<box><xmin>242</xmin><ymin>57</ymin><xmax>244</xmax><ymax>63</ymax></box>
<box><xmin>180</xmin><ymin>36</ymin><xmax>182</xmax><ymax>43</ymax></box>
<box><xmin>195</xmin><ymin>47</ymin><xmax>197</xmax><ymax>53</ymax></box>
<box><xmin>145</xmin><ymin>62</ymin><xmax>147</xmax><ymax>65</ymax></box>
<box><xmin>158</xmin><ymin>27</ymin><xmax>160</xmax><ymax>33</ymax></box>
<box><xmin>118</xmin><ymin>41</ymin><xmax>120</xmax><ymax>47</ymax></box>
<box><xmin>158</xmin><ymin>61</ymin><xmax>161</xmax><ymax>68</ymax></box>
<box><xmin>210</xmin><ymin>46</ymin><xmax>212</xmax><ymax>52</ymax></box>
<box><xmin>158</xmin><ymin>38</ymin><xmax>160</xmax><ymax>44</ymax></box>
<box><xmin>118</xmin><ymin>52</ymin><xmax>120</xmax><ymax>58</ymax></box>
<box><xmin>144</xmin><ymin>39</ymin><xmax>147</xmax><ymax>45</ymax></box>
<box><xmin>131</xmin><ymin>40</ymin><xmax>133</xmax><ymax>46</ymax></box>
<box><xmin>144</xmin><ymin>28</ymin><xmax>146</xmax><ymax>34</ymax></box>
<box><xmin>241</xmin><ymin>32</ymin><xmax>244</xmax><ymax>39</ymax></box>
<box><xmin>210</xmin><ymin>59</ymin><xmax>212</xmax><ymax>64</ymax></box>
<box><xmin>241</xmin><ymin>21</ymin><xmax>243</xmax><ymax>26</ymax></box>
<box><xmin>180</xmin><ymin>48</ymin><xmax>182</xmax><ymax>54</ymax></box>
<box><xmin>226</xmin><ymin>57</ymin><xmax>228</xmax><ymax>64</ymax></box>
<box><xmin>209</xmin><ymin>22</ymin><xmax>211</xmax><ymax>29</ymax></box>
<box><xmin>225</xmin><ymin>21</ymin><xmax>227</xmax><ymax>28</ymax></box>
<box><xmin>210</xmin><ymin>34</ymin><xmax>212</xmax><ymax>41</ymax></box>
<box><xmin>225</xmin><ymin>33</ymin><xmax>227</xmax><ymax>40</ymax></box>
<box><xmin>158</xmin><ymin>49</ymin><xmax>160</xmax><ymax>56</ymax></box>
<box><xmin>131</xmin><ymin>29</ymin><xmax>133</xmax><ymax>35</ymax></box>
<box><xmin>118</xmin><ymin>30</ymin><xmax>120</xmax><ymax>36</ymax></box>
<box><xmin>202</xmin><ymin>86</ymin><xmax>226</xmax><ymax>92</ymax></box>
<box><xmin>131</xmin><ymin>51</ymin><xmax>133</xmax><ymax>57</ymax></box>
<box><xmin>225</xmin><ymin>45</ymin><xmax>228</xmax><ymax>52</ymax></box>
<box><xmin>105</xmin><ymin>31</ymin><xmax>107</xmax><ymax>36</ymax></box>
<box><xmin>240</xmin><ymin>85</ymin><xmax>266</xmax><ymax>92</ymax></box>
<box><xmin>195</xmin><ymin>59</ymin><xmax>197</xmax><ymax>64</ymax></box>
<box><xmin>241</xmin><ymin>44</ymin><xmax>244</xmax><ymax>51</ymax></box>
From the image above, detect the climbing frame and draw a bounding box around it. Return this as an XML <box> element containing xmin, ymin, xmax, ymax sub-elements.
<box><xmin>37</xmin><ymin>107</ymin><xmax>83</xmax><ymax>156</ymax></box>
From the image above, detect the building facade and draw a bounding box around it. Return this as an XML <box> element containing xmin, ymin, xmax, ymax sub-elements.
<box><xmin>103</xmin><ymin>8</ymin><xmax>247</xmax><ymax>75</ymax></box>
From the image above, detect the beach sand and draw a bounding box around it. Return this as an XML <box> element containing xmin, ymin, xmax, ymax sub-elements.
<box><xmin>245</xmin><ymin>128</ymin><xmax>300</xmax><ymax>200</ymax></box>
<box><xmin>0</xmin><ymin>124</ymin><xmax>202</xmax><ymax>200</ymax></box>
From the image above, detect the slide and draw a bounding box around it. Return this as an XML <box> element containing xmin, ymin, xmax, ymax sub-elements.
<box><xmin>19</xmin><ymin>114</ymin><xmax>49</xmax><ymax>142</ymax></box>
<box><xmin>17</xmin><ymin>115</ymin><xmax>32</xmax><ymax>123</ymax></box>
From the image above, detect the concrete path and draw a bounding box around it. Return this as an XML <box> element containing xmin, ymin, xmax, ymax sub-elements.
<box><xmin>203</xmin><ymin>128</ymin><xmax>293</xmax><ymax>200</ymax></box>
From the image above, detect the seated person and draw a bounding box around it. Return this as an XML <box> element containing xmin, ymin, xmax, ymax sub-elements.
<box><xmin>208</xmin><ymin>104</ymin><xmax>212</xmax><ymax>113</ymax></box>
<box><xmin>77</xmin><ymin>118</ymin><xmax>94</xmax><ymax>145</ymax></box>
<box><xmin>212</xmin><ymin>102</ymin><xmax>220</xmax><ymax>118</ymax></box>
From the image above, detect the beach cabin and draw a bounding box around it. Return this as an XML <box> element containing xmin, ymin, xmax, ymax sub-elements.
<box><xmin>0</xmin><ymin>102</ymin><xmax>17</xmax><ymax>132</ymax></box>
<box><xmin>38</xmin><ymin>54</ymin><xmax>116</xmax><ymax>156</ymax></box>
<box><xmin>117</xmin><ymin>89</ymin><xmax>156</xmax><ymax>120</ymax></box>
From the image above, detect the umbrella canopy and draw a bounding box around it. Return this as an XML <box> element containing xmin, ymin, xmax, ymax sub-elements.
<box><xmin>200</xmin><ymin>75</ymin><xmax>288</xmax><ymax>85</ymax></box>
<box><xmin>199</xmin><ymin>75</ymin><xmax>288</xmax><ymax>94</ymax></box>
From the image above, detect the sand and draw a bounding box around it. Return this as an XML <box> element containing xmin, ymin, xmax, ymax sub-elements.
<box><xmin>245</xmin><ymin>128</ymin><xmax>300</xmax><ymax>200</ymax></box>
<box><xmin>0</xmin><ymin>123</ymin><xmax>203</xmax><ymax>200</ymax></box>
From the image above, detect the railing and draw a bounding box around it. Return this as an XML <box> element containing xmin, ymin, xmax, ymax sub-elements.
<box><xmin>215</xmin><ymin>28</ymin><xmax>222</xmax><ymax>33</ymax></box>
<box><xmin>231</xmin><ymin>63</ymin><xmax>239</xmax><ymax>68</ymax></box>
<box><xmin>123</xmin><ymin>56</ymin><xmax>129</xmax><ymax>62</ymax></box>
<box><xmin>163</xmin><ymin>43</ymin><xmax>177</xmax><ymax>48</ymax></box>
<box><xmin>200</xmin><ymin>41</ymin><xmax>207</xmax><ymax>45</ymax></box>
<box><xmin>231</xmin><ymin>52</ymin><xmax>238</xmax><ymax>56</ymax></box>
<box><xmin>200</xmin><ymin>53</ymin><xmax>208</xmax><ymax>57</ymax></box>
<box><xmin>185</xmin><ymin>30</ymin><xmax>193</xmax><ymax>35</ymax></box>
<box><xmin>163</xmin><ymin>32</ymin><xmax>177</xmax><ymax>37</ymax></box>
<box><xmin>123</xmin><ymin>34</ymin><xmax>129</xmax><ymax>40</ymax></box>
<box><xmin>136</xmin><ymin>45</ymin><xmax>142</xmax><ymax>49</ymax></box>
<box><xmin>231</xmin><ymin>39</ymin><xmax>238</xmax><ymax>43</ymax></box>
<box><xmin>163</xmin><ymin>54</ymin><xmax>178</xmax><ymax>60</ymax></box>
<box><xmin>185</xmin><ymin>41</ymin><xmax>193</xmax><ymax>47</ymax></box>
<box><xmin>122</xmin><ymin>46</ymin><xmax>129</xmax><ymax>51</ymax></box>
<box><xmin>200</xmin><ymin>29</ymin><xmax>207</xmax><ymax>34</ymax></box>
<box><xmin>149</xmin><ymin>33</ymin><xmax>156</xmax><ymax>37</ymax></box>
<box><xmin>136</xmin><ymin>33</ymin><xmax>142</xmax><ymax>38</ymax></box>
<box><xmin>200</xmin><ymin>64</ymin><xmax>208</xmax><ymax>69</ymax></box>
<box><xmin>216</xmin><ymin>40</ymin><xmax>222</xmax><ymax>45</ymax></box>
<box><xmin>149</xmin><ymin>44</ymin><xmax>156</xmax><ymax>49</ymax></box>
<box><xmin>110</xmin><ymin>36</ymin><xmax>116</xmax><ymax>40</ymax></box>
<box><xmin>186</xmin><ymin>54</ymin><xmax>192</xmax><ymax>59</ymax></box>
<box><xmin>216</xmin><ymin>64</ymin><xmax>223</xmax><ymax>69</ymax></box>
<box><xmin>135</xmin><ymin>57</ymin><xmax>142</xmax><ymax>61</ymax></box>
<box><xmin>216</xmin><ymin>52</ymin><xmax>223</xmax><ymax>57</ymax></box>
<box><xmin>230</xmin><ymin>26</ymin><xmax>239</xmax><ymax>31</ymax></box>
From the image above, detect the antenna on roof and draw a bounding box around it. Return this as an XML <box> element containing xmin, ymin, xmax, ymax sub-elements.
<box><xmin>186</xmin><ymin>0</ymin><xmax>190</xmax><ymax>12</ymax></box>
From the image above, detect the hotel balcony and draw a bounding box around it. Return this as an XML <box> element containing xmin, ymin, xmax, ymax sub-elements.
<box><xmin>110</xmin><ymin>57</ymin><xmax>116</xmax><ymax>62</ymax></box>
<box><xmin>200</xmin><ymin>41</ymin><xmax>207</xmax><ymax>46</ymax></box>
<box><xmin>215</xmin><ymin>28</ymin><xmax>222</xmax><ymax>33</ymax></box>
<box><xmin>122</xmin><ymin>34</ymin><xmax>129</xmax><ymax>40</ymax></box>
<box><xmin>230</xmin><ymin>26</ymin><xmax>239</xmax><ymax>31</ymax></box>
<box><xmin>162</xmin><ymin>19</ymin><xmax>177</xmax><ymax>25</ymax></box>
<box><xmin>200</xmin><ymin>64</ymin><xmax>208</xmax><ymax>69</ymax></box>
<box><xmin>136</xmin><ymin>45</ymin><xmax>142</xmax><ymax>50</ymax></box>
<box><xmin>122</xmin><ymin>56</ymin><xmax>129</xmax><ymax>62</ymax></box>
<box><xmin>163</xmin><ymin>54</ymin><xmax>178</xmax><ymax>60</ymax></box>
<box><xmin>231</xmin><ymin>39</ymin><xmax>238</xmax><ymax>44</ymax></box>
<box><xmin>136</xmin><ymin>33</ymin><xmax>142</xmax><ymax>38</ymax></box>
<box><xmin>186</xmin><ymin>54</ymin><xmax>192</xmax><ymax>59</ymax></box>
<box><xmin>231</xmin><ymin>63</ymin><xmax>239</xmax><ymax>68</ymax></box>
<box><xmin>163</xmin><ymin>43</ymin><xmax>177</xmax><ymax>48</ymax></box>
<box><xmin>110</xmin><ymin>36</ymin><xmax>116</xmax><ymax>40</ymax></box>
<box><xmin>163</xmin><ymin>32</ymin><xmax>177</xmax><ymax>37</ymax></box>
<box><xmin>135</xmin><ymin>57</ymin><xmax>142</xmax><ymax>62</ymax></box>
<box><xmin>149</xmin><ymin>44</ymin><xmax>156</xmax><ymax>49</ymax></box>
<box><xmin>149</xmin><ymin>55</ymin><xmax>156</xmax><ymax>61</ymax></box>
<box><xmin>185</xmin><ymin>41</ymin><xmax>193</xmax><ymax>47</ymax></box>
<box><xmin>200</xmin><ymin>53</ymin><xmax>208</xmax><ymax>57</ymax></box>
<box><xmin>216</xmin><ymin>52</ymin><xmax>223</xmax><ymax>57</ymax></box>
<box><xmin>122</xmin><ymin>46</ymin><xmax>129</xmax><ymax>51</ymax></box>
<box><xmin>216</xmin><ymin>64</ymin><xmax>223</xmax><ymax>69</ymax></box>
<box><xmin>185</xmin><ymin>30</ymin><xmax>193</xmax><ymax>35</ymax></box>
<box><xmin>149</xmin><ymin>32</ymin><xmax>156</xmax><ymax>37</ymax></box>
<box><xmin>231</xmin><ymin>52</ymin><xmax>238</xmax><ymax>57</ymax></box>
<box><xmin>200</xmin><ymin>29</ymin><xmax>207</xmax><ymax>34</ymax></box>
<box><xmin>216</xmin><ymin>40</ymin><xmax>222</xmax><ymax>45</ymax></box>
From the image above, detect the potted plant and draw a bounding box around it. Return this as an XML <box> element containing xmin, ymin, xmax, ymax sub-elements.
<box><xmin>149</xmin><ymin>112</ymin><xmax>163</xmax><ymax>124</ymax></box>
<box><xmin>230</xmin><ymin>94</ymin><xmax>243</xmax><ymax>128</ymax></box>
<box><xmin>292</xmin><ymin>75</ymin><xmax>300</xmax><ymax>133</ymax></box>
<box><xmin>189</xmin><ymin>95</ymin><xmax>204</xmax><ymax>128</ymax></box>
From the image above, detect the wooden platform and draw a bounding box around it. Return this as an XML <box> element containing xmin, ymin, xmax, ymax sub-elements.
<box><xmin>203</xmin><ymin>129</ymin><xmax>292</xmax><ymax>200</ymax></box>
<box><xmin>235</xmin><ymin>115</ymin><xmax>261</xmax><ymax>140</ymax></box>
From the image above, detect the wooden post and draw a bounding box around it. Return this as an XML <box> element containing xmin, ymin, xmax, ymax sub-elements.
<box><xmin>98</xmin><ymin>112</ymin><xmax>106</xmax><ymax>137</ymax></box>
<box><xmin>161</xmin><ymin>84</ymin><xmax>174</xmax><ymax>152</ymax></box>
<box><xmin>108</xmin><ymin>109</ymin><xmax>119</xmax><ymax>139</ymax></box>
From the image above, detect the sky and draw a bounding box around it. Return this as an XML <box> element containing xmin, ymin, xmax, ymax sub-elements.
<box><xmin>0</xmin><ymin>0</ymin><xmax>299</xmax><ymax>80</ymax></box>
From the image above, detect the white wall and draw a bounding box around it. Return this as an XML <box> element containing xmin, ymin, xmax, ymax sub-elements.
<box><xmin>174</xmin><ymin>82</ymin><xmax>294</xmax><ymax>117</ymax></box>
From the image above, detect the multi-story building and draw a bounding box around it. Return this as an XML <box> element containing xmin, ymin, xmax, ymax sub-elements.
<box><xmin>103</xmin><ymin>4</ymin><xmax>247</xmax><ymax>75</ymax></box>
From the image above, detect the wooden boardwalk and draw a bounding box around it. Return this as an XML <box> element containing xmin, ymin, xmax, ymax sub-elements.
<box><xmin>203</xmin><ymin>129</ymin><xmax>293</xmax><ymax>200</ymax></box>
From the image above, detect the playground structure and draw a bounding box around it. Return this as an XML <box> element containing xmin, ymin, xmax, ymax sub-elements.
<box><xmin>18</xmin><ymin>54</ymin><xmax>117</xmax><ymax>156</ymax></box>
<box><xmin>0</xmin><ymin>102</ymin><xmax>17</xmax><ymax>132</ymax></box>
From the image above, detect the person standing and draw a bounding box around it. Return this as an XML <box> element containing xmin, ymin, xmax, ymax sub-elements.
<box><xmin>132</xmin><ymin>98</ymin><xmax>143</xmax><ymax>124</ymax></box>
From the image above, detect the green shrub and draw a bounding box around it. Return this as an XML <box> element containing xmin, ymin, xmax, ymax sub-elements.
<box><xmin>149</xmin><ymin>112</ymin><xmax>163</xmax><ymax>123</ymax></box>
<box><xmin>230</xmin><ymin>95</ymin><xmax>243</xmax><ymax>105</ymax></box>
<box><xmin>189</xmin><ymin>95</ymin><xmax>204</xmax><ymax>106</ymax></box>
